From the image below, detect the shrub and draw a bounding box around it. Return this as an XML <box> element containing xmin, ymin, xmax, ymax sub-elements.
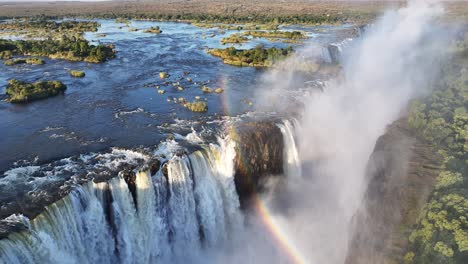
<box><xmin>70</xmin><ymin>70</ymin><xmax>85</xmax><ymax>78</ymax></box>
<box><xmin>185</xmin><ymin>101</ymin><xmax>208</xmax><ymax>112</ymax></box>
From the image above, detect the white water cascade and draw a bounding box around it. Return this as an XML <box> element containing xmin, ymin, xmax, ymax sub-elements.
<box><xmin>0</xmin><ymin>120</ymin><xmax>302</xmax><ymax>264</ymax></box>
<box><xmin>0</xmin><ymin>136</ymin><xmax>244</xmax><ymax>264</ymax></box>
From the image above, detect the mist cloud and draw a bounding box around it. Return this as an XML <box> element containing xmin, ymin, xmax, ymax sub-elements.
<box><xmin>243</xmin><ymin>0</ymin><xmax>455</xmax><ymax>263</ymax></box>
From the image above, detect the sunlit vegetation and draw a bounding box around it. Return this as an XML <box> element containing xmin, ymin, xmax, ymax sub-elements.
<box><xmin>405</xmin><ymin>48</ymin><xmax>468</xmax><ymax>263</ymax></box>
<box><xmin>0</xmin><ymin>50</ymin><xmax>13</xmax><ymax>59</ymax></box>
<box><xmin>115</xmin><ymin>18</ymin><xmax>130</xmax><ymax>24</ymax></box>
<box><xmin>221</xmin><ymin>34</ymin><xmax>248</xmax><ymax>45</ymax></box>
<box><xmin>70</xmin><ymin>70</ymin><xmax>85</xmax><ymax>78</ymax></box>
<box><xmin>0</xmin><ymin>20</ymin><xmax>100</xmax><ymax>40</ymax></box>
<box><xmin>184</xmin><ymin>100</ymin><xmax>208</xmax><ymax>112</ymax></box>
<box><xmin>194</xmin><ymin>22</ymin><xmax>279</xmax><ymax>31</ymax></box>
<box><xmin>207</xmin><ymin>44</ymin><xmax>294</xmax><ymax>67</ymax></box>
<box><xmin>4</xmin><ymin>57</ymin><xmax>44</xmax><ymax>65</ymax></box>
<box><xmin>144</xmin><ymin>26</ymin><xmax>162</xmax><ymax>34</ymax></box>
<box><xmin>5</xmin><ymin>79</ymin><xmax>67</xmax><ymax>103</ymax></box>
<box><xmin>243</xmin><ymin>30</ymin><xmax>306</xmax><ymax>40</ymax></box>
<box><xmin>123</xmin><ymin>13</ymin><xmax>352</xmax><ymax>25</ymax></box>
<box><xmin>201</xmin><ymin>86</ymin><xmax>212</xmax><ymax>93</ymax></box>
<box><xmin>0</xmin><ymin>37</ymin><xmax>115</xmax><ymax>63</ymax></box>
<box><xmin>0</xmin><ymin>20</ymin><xmax>99</xmax><ymax>32</ymax></box>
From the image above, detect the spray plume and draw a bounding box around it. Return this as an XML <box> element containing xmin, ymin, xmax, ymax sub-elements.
<box><xmin>242</xmin><ymin>1</ymin><xmax>454</xmax><ymax>263</ymax></box>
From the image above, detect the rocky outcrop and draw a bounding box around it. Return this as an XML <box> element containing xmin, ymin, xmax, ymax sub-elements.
<box><xmin>230</xmin><ymin>121</ymin><xmax>285</xmax><ymax>208</ymax></box>
<box><xmin>346</xmin><ymin>118</ymin><xmax>442</xmax><ymax>264</ymax></box>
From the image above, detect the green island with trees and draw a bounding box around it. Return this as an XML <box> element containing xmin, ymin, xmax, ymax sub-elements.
<box><xmin>244</xmin><ymin>30</ymin><xmax>306</xmax><ymax>40</ymax></box>
<box><xmin>0</xmin><ymin>37</ymin><xmax>115</xmax><ymax>63</ymax></box>
<box><xmin>404</xmin><ymin>43</ymin><xmax>468</xmax><ymax>264</ymax></box>
<box><xmin>207</xmin><ymin>45</ymin><xmax>294</xmax><ymax>67</ymax></box>
<box><xmin>0</xmin><ymin>20</ymin><xmax>99</xmax><ymax>40</ymax></box>
<box><xmin>144</xmin><ymin>26</ymin><xmax>162</xmax><ymax>34</ymax></box>
<box><xmin>220</xmin><ymin>30</ymin><xmax>307</xmax><ymax>45</ymax></box>
<box><xmin>5</xmin><ymin>79</ymin><xmax>67</xmax><ymax>103</ymax></box>
<box><xmin>70</xmin><ymin>70</ymin><xmax>85</xmax><ymax>78</ymax></box>
<box><xmin>193</xmin><ymin>22</ymin><xmax>279</xmax><ymax>31</ymax></box>
<box><xmin>221</xmin><ymin>34</ymin><xmax>249</xmax><ymax>45</ymax></box>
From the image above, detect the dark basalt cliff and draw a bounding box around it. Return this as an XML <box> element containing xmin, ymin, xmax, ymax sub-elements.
<box><xmin>231</xmin><ymin>121</ymin><xmax>285</xmax><ymax>208</ymax></box>
<box><xmin>346</xmin><ymin>118</ymin><xmax>442</xmax><ymax>264</ymax></box>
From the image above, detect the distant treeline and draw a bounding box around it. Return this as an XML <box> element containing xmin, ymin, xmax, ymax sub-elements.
<box><xmin>0</xmin><ymin>20</ymin><xmax>99</xmax><ymax>32</ymax></box>
<box><xmin>0</xmin><ymin>13</ymin><xmax>368</xmax><ymax>25</ymax></box>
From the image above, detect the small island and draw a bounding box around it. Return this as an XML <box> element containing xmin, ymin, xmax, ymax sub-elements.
<box><xmin>207</xmin><ymin>45</ymin><xmax>294</xmax><ymax>67</ymax></box>
<box><xmin>4</xmin><ymin>57</ymin><xmax>45</xmax><ymax>66</ymax></box>
<box><xmin>70</xmin><ymin>70</ymin><xmax>85</xmax><ymax>78</ymax></box>
<box><xmin>221</xmin><ymin>34</ymin><xmax>249</xmax><ymax>45</ymax></box>
<box><xmin>243</xmin><ymin>30</ymin><xmax>306</xmax><ymax>40</ymax></box>
<box><xmin>5</xmin><ymin>79</ymin><xmax>67</xmax><ymax>103</ymax></box>
<box><xmin>0</xmin><ymin>20</ymin><xmax>100</xmax><ymax>41</ymax></box>
<box><xmin>184</xmin><ymin>100</ymin><xmax>208</xmax><ymax>112</ymax></box>
<box><xmin>144</xmin><ymin>26</ymin><xmax>162</xmax><ymax>34</ymax></box>
<box><xmin>0</xmin><ymin>38</ymin><xmax>115</xmax><ymax>63</ymax></box>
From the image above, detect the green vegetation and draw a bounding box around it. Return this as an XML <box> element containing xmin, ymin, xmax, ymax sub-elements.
<box><xmin>184</xmin><ymin>100</ymin><xmax>208</xmax><ymax>112</ymax></box>
<box><xmin>0</xmin><ymin>50</ymin><xmax>13</xmax><ymax>60</ymax></box>
<box><xmin>69</xmin><ymin>70</ymin><xmax>85</xmax><ymax>78</ymax></box>
<box><xmin>26</xmin><ymin>57</ymin><xmax>45</xmax><ymax>65</ymax></box>
<box><xmin>4</xmin><ymin>57</ymin><xmax>44</xmax><ymax>65</ymax></box>
<box><xmin>0</xmin><ymin>20</ymin><xmax>99</xmax><ymax>32</ymax></box>
<box><xmin>201</xmin><ymin>86</ymin><xmax>212</xmax><ymax>93</ymax></box>
<box><xmin>4</xmin><ymin>58</ymin><xmax>26</xmax><ymax>66</ymax></box>
<box><xmin>115</xmin><ymin>18</ymin><xmax>130</xmax><ymax>24</ymax></box>
<box><xmin>194</xmin><ymin>22</ymin><xmax>279</xmax><ymax>31</ymax></box>
<box><xmin>405</xmin><ymin>46</ymin><xmax>468</xmax><ymax>263</ymax></box>
<box><xmin>243</xmin><ymin>30</ymin><xmax>306</xmax><ymax>40</ymax></box>
<box><xmin>0</xmin><ymin>20</ymin><xmax>100</xmax><ymax>40</ymax></box>
<box><xmin>0</xmin><ymin>37</ymin><xmax>115</xmax><ymax>63</ymax></box>
<box><xmin>221</xmin><ymin>34</ymin><xmax>248</xmax><ymax>45</ymax></box>
<box><xmin>207</xmin><ymin>44</ymin><xmax>294</xmax><ymax>67</ymax></box>
<box><xmin>5</xmin><ymin>79</ymin><xmax>67</xmax><ymax>103</ymax></box>
<box><xmin>135</xmin><ymin>13</ymin><xmax>353</xmax><ymax>25</ymax></box>
<box><xmin>144</xmin><ymin>26</ymin><xmax>162</xmax><ymax>34</ymax></box>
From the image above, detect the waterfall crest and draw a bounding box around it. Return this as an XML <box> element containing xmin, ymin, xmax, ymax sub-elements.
<box><xmin>0</xmin><ymin>136</ymin><xmax>245</xmax><ymax>264</ymax></box>
<box><xmin>0</xmin><ymin>119</ymin><xmax>301</xmax><ymax>264</ymax></box>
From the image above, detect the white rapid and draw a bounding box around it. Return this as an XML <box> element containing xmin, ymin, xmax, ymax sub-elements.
<box><xmin>0</xmin><ymin>135</ymin><xmax>248</xmax><ymax>264</ymax></box>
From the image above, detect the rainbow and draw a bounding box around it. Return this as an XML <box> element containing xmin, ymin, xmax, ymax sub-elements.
<box><xmin>252</xmin><ymin>192</ymin><xmax>309</xmax><ymax>264</ymax></box>
<box><xmin>215</xmin><ymin>72</ymin><xmax>307</xmax><ymax>264</ymax></box>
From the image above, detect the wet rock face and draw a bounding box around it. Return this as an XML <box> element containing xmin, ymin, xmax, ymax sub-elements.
<box><xmin>346</xmin><ymin>119</ymin><xmax>442</xmax><ymax>264</ymax></box>
<box><xmin>231</xmin><ymin>121</ymin><xmax>284</xmax><ymax>208</ymax></box>
<box><xmin>121</xmin><ymin>168</ymin><xmax>137</xmax><ymax>205</ymax></box>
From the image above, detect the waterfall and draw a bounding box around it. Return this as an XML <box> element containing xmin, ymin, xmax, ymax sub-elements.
<box><xmin>278</xmin><ymin>119</ymin><xmax>301</xmax><ymax>179</ymax></box>
<box><xmin>0</xmin><ymin>120</ymin><xmax>297</xmax><ymax>263</ymax></box>
<box><xmin>0</xmin><ymin>136</ymin><xmax>244</xmax><ymax>264</ymax></box>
